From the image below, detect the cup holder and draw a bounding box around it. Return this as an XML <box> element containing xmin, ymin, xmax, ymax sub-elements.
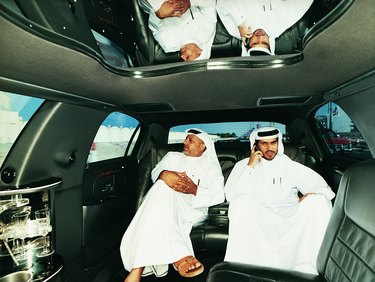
<box><xmin>0</xmin><ymin>271</ymin><xmax>32</xmax><ymax>282</ymax></box>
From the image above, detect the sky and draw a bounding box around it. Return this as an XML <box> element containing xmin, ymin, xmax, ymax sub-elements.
<box><xmin>1</xmin><ymin>92</ymin><xmax>44</xmax><ymax>120</ymax></box>
<box><xmin>315</xmin><ymin>103</ymin><xmax>352</xmax><ymax>132</ymax></box>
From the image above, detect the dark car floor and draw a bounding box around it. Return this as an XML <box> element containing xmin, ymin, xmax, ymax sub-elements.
<box><xmin>64</xmin><ymin>248</ymin><xmax>223</xmax><ymax>282</ymax></box>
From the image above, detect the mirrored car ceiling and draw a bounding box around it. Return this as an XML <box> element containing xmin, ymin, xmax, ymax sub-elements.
<box><xmin>1</xmin><ymin>0</ymin><xmax>345</xmax><ymax>68</ymax></box>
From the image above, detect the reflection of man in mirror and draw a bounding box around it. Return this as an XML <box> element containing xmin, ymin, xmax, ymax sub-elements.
<box><xmin>217</xmin><ymin>0</ymin><xmax>313</xmax><ymax>56</ymax></box>
<box><xmin>139</xmin><ymin>0</ymin><xmax>217</xmax><ymax>61</ymax></box>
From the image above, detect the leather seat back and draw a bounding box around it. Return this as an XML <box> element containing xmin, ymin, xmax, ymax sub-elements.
<box><xmin>317</xmin><ymin>159</ymin><xmax>375</xmax><ymax>281</ymax></box>
<box><xmin>284</xmin><ymin>142</ymin><xmax>318</xmax><ymax>171</ymax></box>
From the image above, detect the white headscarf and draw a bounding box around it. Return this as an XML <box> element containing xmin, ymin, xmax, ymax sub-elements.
<box><xmin>249</xmin><ymin>126</ymin><xmax>284</xmax><ymax>155</ymax></box>
<box><xmin>242</xmin><ymin>38</ymin><xmax>276</xmax><ymax>56</ymax></box>
<box><xmin>185</xmin><ymin>128</ymin><xmax>221</xmax><ymax>170</ymax></box>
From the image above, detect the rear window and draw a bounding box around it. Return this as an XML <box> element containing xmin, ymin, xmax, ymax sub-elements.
<box><xmin>169</xmin><ymin>122</ymin><xmax>286</xmax><ymax>144</ymax></box>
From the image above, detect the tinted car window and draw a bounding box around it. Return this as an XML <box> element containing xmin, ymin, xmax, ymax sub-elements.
<box><xmin>0</xmin><ymin>92</ymin><xmax>44</xmax><ymax>167</ymax></box>
<box><xmin>314</xmin><ymin>102</ymin><xmax>371</xmax><ymax>159</ymax></box>
<box><xmin>92</xmin><ymin>30</ymin><xmax>133</xmax><ymax>68</ymax></box>
<box><xmin>169</xmin><ymin>122</ymin><xmax>286</xmax><ymax>143</ymax></box>
<box><xmin>87</xmin><ymin>112</ymin><xmax>140</xmax><ymax>163</ymax></box>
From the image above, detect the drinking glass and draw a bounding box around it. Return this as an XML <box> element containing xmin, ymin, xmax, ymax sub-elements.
<box><xmin>10</xmin><ymin>194</ymin><xmax>29</xmax><ymax>207</ymax></box>
<box><xmin>35</xmin><ymin>208</ymin><xmax>54</xmax><ymax>257</ymax></box>
<box><xmin>12</xmin><ymin>210</ymin><xmax>31</xmax><ymax>261</ymax></box>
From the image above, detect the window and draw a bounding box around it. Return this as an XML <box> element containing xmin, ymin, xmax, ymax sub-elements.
<box><xmin>0</xmin><ymin>92</ymin><xmax>44</xmax><ymax>167</ymax></box>
<box><xmin>92</xmin><ymin>30</ymin><xmax>133</xmax><ymax>68</ymax></box>
<box><xmin>314</xmin><ymin>102</ymin><xmax>371</xmax><ymax>159</ymax></box>
<box><xmin>87</xmin><ymin>112</ymin><xmax>139</xmax><ymax>163</ymax></box>
<box><xmin>169</xmin><ymin>122</ymin><xmax>286</xmax><ymax>144</ymax></box>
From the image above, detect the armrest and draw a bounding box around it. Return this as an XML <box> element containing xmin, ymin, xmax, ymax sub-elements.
<box><xmin>208</xmin><ymin>202</ymin><xmax>229</xmax><ymax>226</ymax></box>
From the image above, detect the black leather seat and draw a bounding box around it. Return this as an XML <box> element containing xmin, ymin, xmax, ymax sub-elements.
<box><xmin>284</xmin><ymin>142</ymin><xmax>319</xmax><ymax>172</ymax></box>
<box><xmin>206</xmin><ymin>159</ymin><xmax>375</xmax><ymax>282</ymax></box>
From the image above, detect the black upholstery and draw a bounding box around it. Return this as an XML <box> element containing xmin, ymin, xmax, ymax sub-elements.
<box><xmin>128</xmin><ymin>0</ymin><xmax>314</xmax><ymax>66</ymax></box>
<box><xmin>284</xmin><ymin>142</ymin><xmax>319</xmax><ymax>171</ymax></box>
<box><xmin>16</xmin><ymin>0</ymin><xmax>102</xmax><ymax>54</ymax></box>
<box><xmin>316</xmin><ymin>159</ymin><xmax>375</xmax><ymax>281</ymax></box>
<box><xmin>206</xmin><ymin>159</ymin><xmax>375</xmax><ymax>282</ymax></box>
<box><xmin>207</xmin><ymin>262</ymin><xmax>321</xmax><ymax>282</ymax></box>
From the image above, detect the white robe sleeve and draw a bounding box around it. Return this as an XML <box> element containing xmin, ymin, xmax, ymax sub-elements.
<box><xmin>224</xmin><ymin>158</ymin><xmax>256</xmax><ymax>202</ymax></box>
<box><xmin>192</xmin><ymin>165</ymin><xmax>224</xmax><ymax>209</ymax></box>
<box><xmin>188</xmin><ymin>0</ymin><xmax>217</xmax><ymax>60</ymax></box>
<box><xmin>270</xmin><ymin>0</ymin><xmax>314</xmax><ymax>38</ymax></box>
<box><xmin>289</xmin><ymin>161</ymin><xmax>335</xmax><ymax>200</ymax></box>
<box><xmin>150</xmin><ymin>152</ymin><xmax>177</xmax><ymax>183</ymax></box>
<box><xmin>139</xmin><ymin>0</ymin><xmax>216</xmax><ymax>59</ymax></box>
<box><xmin>216</xmin><ymin>0</ymin><xmax>244</xmax><ymax>39</ymax></box>
<box><xmin>138</xmin><ymin>0</ymin><xmax>163</xmax><ymax>13</ymax></box>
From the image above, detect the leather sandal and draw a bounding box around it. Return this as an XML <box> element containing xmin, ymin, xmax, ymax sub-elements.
<box><xmin>173</xmin><ymin>256</ymin><xmax>204</xmax><ymax>278</ymax></box>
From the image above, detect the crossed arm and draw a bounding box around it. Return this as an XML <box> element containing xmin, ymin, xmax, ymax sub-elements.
<box><xmin>155</xmin><ymin>0</ymin><xmax>191</xmax><ymax>19</ymax></box>
<box><xmin>158</xmin><ymin>170</ymin><xmax>198</xmax><ymax>195</ymax></box>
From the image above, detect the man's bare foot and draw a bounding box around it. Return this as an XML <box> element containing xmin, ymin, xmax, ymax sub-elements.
<box><xmin>173</xmin><ymin>256</ymin><xmax>204</xmax><ymax>277</ymax></box>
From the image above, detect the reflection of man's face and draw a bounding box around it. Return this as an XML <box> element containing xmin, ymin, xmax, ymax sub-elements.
<box><xmin>183</xmin><ymin>134</ymin><xmax>206</xmax><ymax>157</ymax></box>
<box><xmin>249</xmin><ymin>29</ymin><xmax>270</xmax><ymax>51</ymax></box>
<box><xmin>257</xmin><ymin>137</ymin><xmax>278</xmax><ymax>160</ymax></box>
<box><xmin>180</xmin><ymin>43</ymin><xmax>202</xmax><ymax>61</ymax></box>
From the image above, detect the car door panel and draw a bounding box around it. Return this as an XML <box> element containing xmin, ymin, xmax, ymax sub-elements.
<box><xmin>81</xmin><ymin>156</ymin><xmax>137</xmax><ymax>268</ymax></box>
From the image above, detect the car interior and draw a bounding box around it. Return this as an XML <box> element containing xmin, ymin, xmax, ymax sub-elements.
<box><xmin>0</xmin><ymin>0</ymin><xmax>374</xmax><ymax>281</ymax></box>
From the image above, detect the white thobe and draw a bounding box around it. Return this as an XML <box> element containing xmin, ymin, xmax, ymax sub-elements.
<box><xmin>120</xmin><ymin>151</ymin><xmax>224</xmax><ymax>277</ymax></box>
<box><xmin>224</xmin><ymin>155</ymin><xmax>335</xmax><ymax>274</ymax></box>
<box><xmin>138</xmin><ymin>0</ymin><xmax>217</xmax><ymax>60</ymax></box>
<box><xmin>216</xmin><ymin>0</ymin><xmax>313</xmax><ymax>55</ymax></box>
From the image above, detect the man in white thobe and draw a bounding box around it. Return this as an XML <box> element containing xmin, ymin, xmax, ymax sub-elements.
<box><xmin>120</xmin><ymin>128</ymin><xmax>224</xmax><ymax>281</ymax></box>
<box><xmin>224</xmin><ymin>127</ymin><xmax>335</xmax><ymax>274</ymax></box>
<box><xmin>138</xmin><ymin>0</ymin><xmax>217</xmax><ymax>61</ymax></box>
<box><xmin>216</xmin><ymin>0</ymin><xmax>313</xmax><ymax>56</ymax></box>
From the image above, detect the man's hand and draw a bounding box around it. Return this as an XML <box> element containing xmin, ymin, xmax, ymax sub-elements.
<box><xmin>159</xmin><ymin>170</ymin><xmax>198</xmax><ymax>195</ymax></box>
<box><xmin>180</xmin><ymin>43</ymin><xmax>202</xmax><ymax>61</ymax></box>
<box><xmin>156</xmin><ymin>0</ymin><xmax>191</xmax><ymax>19</ymax></box>
<box><xmin>298</xmin><ymin>192</ymin><xmax>315</xmax><ymax>202</ymax></box>
<box><xmin>170</xmin><ymin>0</ymin><xmax>191</xmax><ymax>17</ymax></box>
<box><xmin>247</xmin><ymin>145</ymin><xmax>262</xmax><ymax>168</ymax></box>
<box><xmin>238</xmin><ymin>22</ymin><xmax>252</xmax><ymax>46</ymax></box>
<box><xmin>155</xmin><ymin>1</ymin><xmax>176</xmax><ymax>19</ymax></box>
